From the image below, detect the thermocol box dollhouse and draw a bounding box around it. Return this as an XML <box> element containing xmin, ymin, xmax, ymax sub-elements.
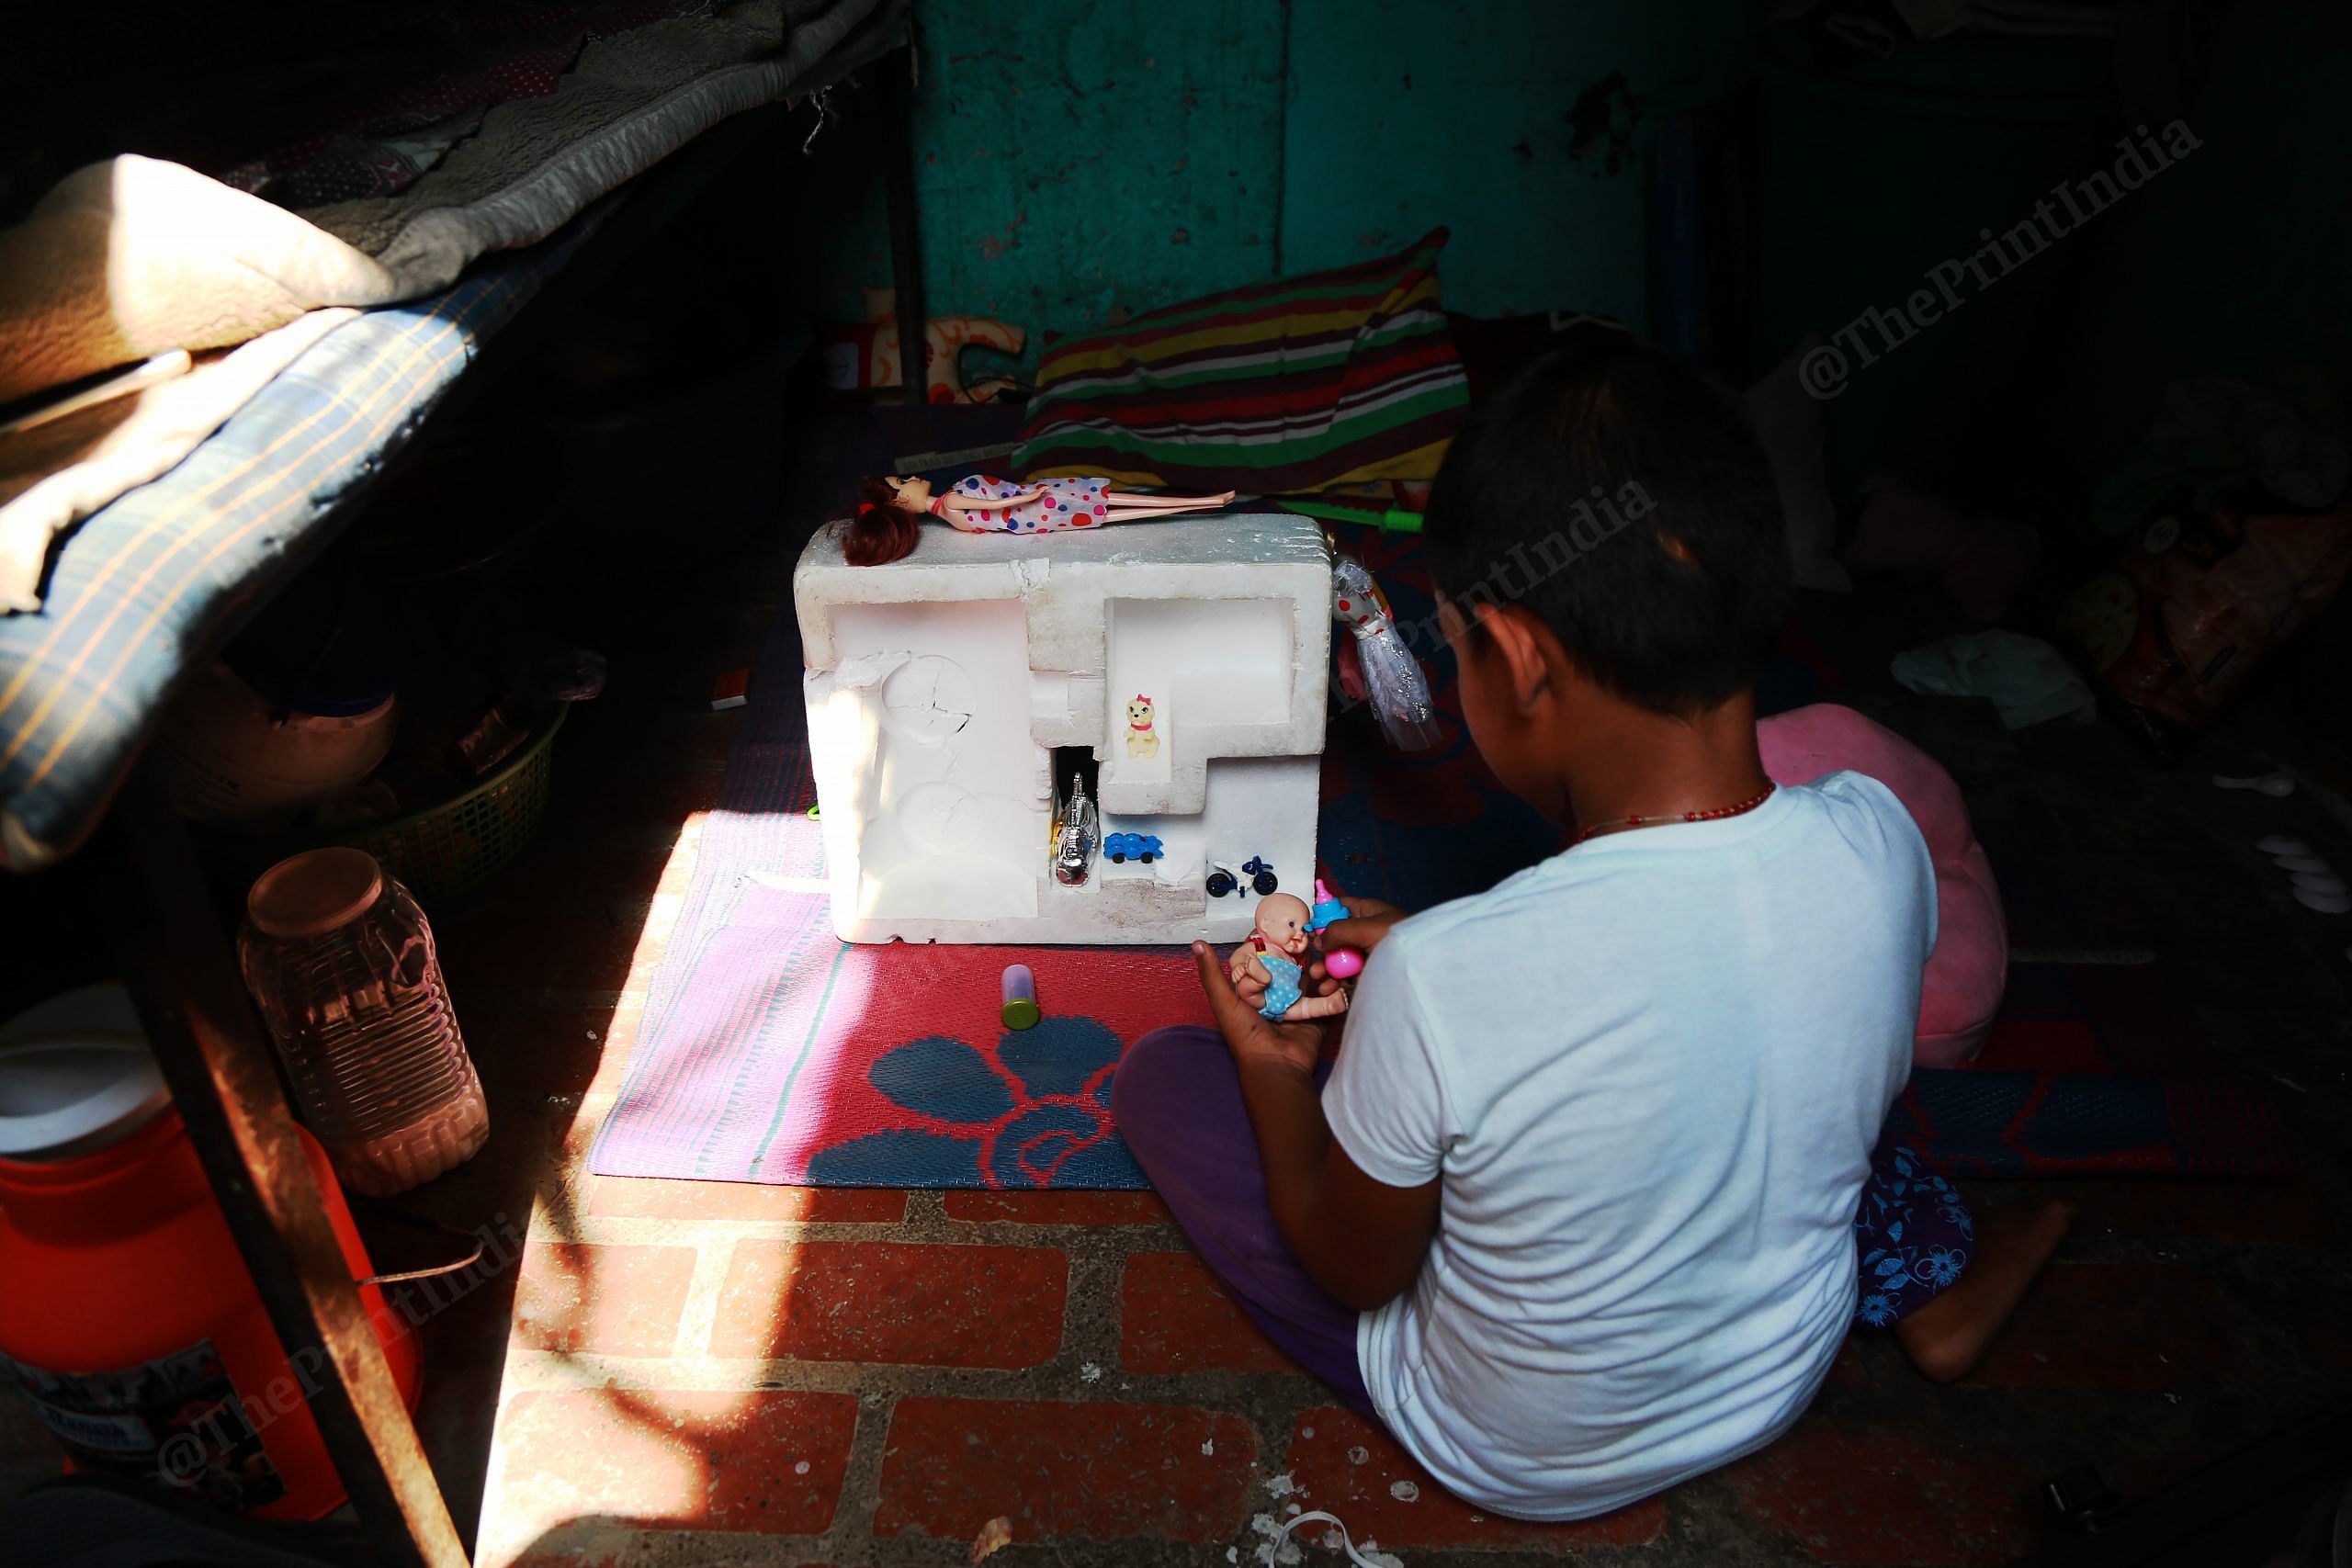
<box><xmin>792</xmin><ymin>513</ymin><xmax>1333</xmax><ymax>944</ymax></box>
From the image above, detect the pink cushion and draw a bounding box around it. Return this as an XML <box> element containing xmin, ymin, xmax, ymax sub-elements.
<box><xmin>1757</xmin><ymin>704</ymin><xmax>2007</xmax><ymax>1067</ymax></box>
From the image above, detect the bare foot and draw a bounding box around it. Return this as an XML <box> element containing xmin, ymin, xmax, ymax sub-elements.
<box><xmin>1894</xmin><ymin>1201</ymin><xmax>2073</xmax><ymax>1383</ymax></box>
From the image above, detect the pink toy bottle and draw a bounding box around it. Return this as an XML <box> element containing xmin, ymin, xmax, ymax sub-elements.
<box><xmin>1309</xmin><ymin>879</ymin><xmax>1365</xmax><ymax>979</ymax></box>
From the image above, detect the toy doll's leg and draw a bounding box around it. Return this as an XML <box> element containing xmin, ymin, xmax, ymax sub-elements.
<box><xmin>1099</xmin><ymin>502</ymin><xmax>1234</xmax><ymax>524</ymax></box>
<box><xmin>1102</xmin><ymin>490</ymin><xmax>1237</xmax><ymax>507</ymax></box>
<box><xmin>1111</xmin><ymin>1026</ymin><xmax>1384</xmax><ymax>1426</ymax></box>
<box><xmin>1282</xmin><ymin>989</ymin><xmax>1350</xmax><ymax>1021</ymax></box>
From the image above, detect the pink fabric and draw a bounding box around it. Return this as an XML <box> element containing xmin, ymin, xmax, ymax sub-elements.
<box><xmin>1758</xmin><ymin>704</ymin><xmax>2007</xmax><ymax>1067</ymax></box>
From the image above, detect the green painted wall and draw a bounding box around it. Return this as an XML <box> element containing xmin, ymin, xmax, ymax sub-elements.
<box><xmin>789</xmin><ymin>0</ymin><xmax>2351</xmax><ymax>571</ymax></box>
<box><xmin>809</xmin><ymin>1</ymin><xmax>1747</xmax><ymax>361</ymax></box>
<box><xmin>877</xmin><ymin>0</ymin><xmax>1287</xmax><ymax>334</ymax></box>
<box><xmin>1279</xmin><ymin>0</ymin><xmax>1740</xmax><ymax>326</ymax></box>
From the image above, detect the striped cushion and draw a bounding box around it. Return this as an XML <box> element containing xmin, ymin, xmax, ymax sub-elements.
<box><xmin>1012</xmin><ymin>229</ymin><xmax>1470</xmax><ymax>493</ymax></box>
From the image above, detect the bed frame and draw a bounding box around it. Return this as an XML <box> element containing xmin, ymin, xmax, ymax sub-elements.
<box><xmin>6</xmin><ymin>35</ymin><xmax>925</xmax><ymax>1568</ymax></box>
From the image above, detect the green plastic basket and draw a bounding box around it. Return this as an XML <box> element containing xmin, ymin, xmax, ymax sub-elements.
<box><xmin>203</xmin><ymin>705</ymin><xmax>566</xmax><ymax>905</ymax></box>
<box><xmin>338</xmin><ymin>705</ymin><xmax>567</xmax><ymax>900</ymax></box>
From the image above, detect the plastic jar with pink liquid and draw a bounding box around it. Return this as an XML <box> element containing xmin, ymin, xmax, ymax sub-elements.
<box><xmin>236</xmin><ymin>849</ymin><xmax>488</xmax><ymax>1197</ymax></box>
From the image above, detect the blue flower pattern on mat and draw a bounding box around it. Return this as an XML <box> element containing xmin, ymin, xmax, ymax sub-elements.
<box><xmin>1852</xmin><ymin>1144</ymin><xmax>1973</xmax><ymax>1327</ymax></box>
<box><xmin>806</xmin><ymin>1016</ymin><xmax>1145</xmax><ymax>1189</ymax></box>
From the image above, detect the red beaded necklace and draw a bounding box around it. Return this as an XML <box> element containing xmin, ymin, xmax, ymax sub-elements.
<box><xmin>1570</xmin><ymin>783</ymin><xmax>1777</xmax><ymax>847</ymax></box>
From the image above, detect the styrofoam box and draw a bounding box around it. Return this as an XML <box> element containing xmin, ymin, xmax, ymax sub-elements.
<box><xmin>794</xmin><ymin>513</ymin><xmax>1332</xmax><ymax>943</ymax></box>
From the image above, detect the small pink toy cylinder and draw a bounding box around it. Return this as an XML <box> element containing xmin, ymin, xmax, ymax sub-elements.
<box><xmin>1000</xmin><ymin>964</ymin><xmax>1040</xmax><ymax>1030</ymax></box>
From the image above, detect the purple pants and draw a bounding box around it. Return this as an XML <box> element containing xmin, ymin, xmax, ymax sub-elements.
<box><xmin>1109</xmin><ymin>1026</ymin><xmax>1972</xmax><ymax>1421</ymax></box>
<box><xmin>1108</xmin><ymin>1025</ymin><xmax>1380</xmax><ymax>1421</ymax></box>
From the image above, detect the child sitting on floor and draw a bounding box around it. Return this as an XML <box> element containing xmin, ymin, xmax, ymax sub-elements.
<box><xmin>1110</xmin><ymin>335</ymin><xmax>2066</xmax><ymax>1523</ymax></box>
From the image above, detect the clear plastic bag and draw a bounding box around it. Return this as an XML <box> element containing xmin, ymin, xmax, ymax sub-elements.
<box><xmin>1333</xmin><ymin>557</ymin><xmax>1441</xmax><ymax>752</ymax></box>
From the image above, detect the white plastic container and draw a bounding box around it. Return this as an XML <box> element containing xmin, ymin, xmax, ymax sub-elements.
<box><xmin>235</xmin><ymin>849</ymin><xmax>487</xmax><ymax>1197</ymax></box>
<box><xmin>155</xmin><ymin>661</ymin><xmax>396</xmax><ymax>831</ymax></box>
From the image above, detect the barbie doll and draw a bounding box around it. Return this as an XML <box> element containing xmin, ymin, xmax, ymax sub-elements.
<box><xmin>842</xmin><ymin>473</ymin><xmax>1236</xmax><ymax>565</ymax></box>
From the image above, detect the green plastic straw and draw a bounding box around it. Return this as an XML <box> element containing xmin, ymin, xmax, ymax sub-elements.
<box><xmin>1280</xmin><ymin>500</ymin><xmax>1423</xmax><ymax>535</ymax></box>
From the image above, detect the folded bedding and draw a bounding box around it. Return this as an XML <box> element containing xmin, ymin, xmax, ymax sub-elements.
<box><xmin>1012</xmin><ymin>229</ymin><xmax>1472</xmax><ymax>495</ymax></box>
<box><xmin>0</xmin><ymin>0</ymin><xmax>901</xmax><ymax>613</ymax></box>
<box><xmin>0</xmin><ymin>210</ymin><xmax>609</xmax><ymax>872</ymax></box>
<box><xmin>215</xmin><ymin>1</ymin><xmax>726</xmax><ymax>210</ymax></box>
<box><xmin>298</xmin><ymin>0</ymin><xmax>883</xmax><ymax>292</ymax></box>
<box><xmin>0</xmin><ymin>311</ymin><xmax>356</xmax><ymax>615</ymax></box>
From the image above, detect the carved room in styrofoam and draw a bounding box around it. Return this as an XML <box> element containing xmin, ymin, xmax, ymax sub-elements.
<box><xmin>793</xmin><ymin>513</ymin><xmax>1333</xmax><ymax>944</ymax></box>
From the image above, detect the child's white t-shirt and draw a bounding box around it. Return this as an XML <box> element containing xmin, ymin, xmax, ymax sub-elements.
<box><xmin>1323</xmin><ymin>771</ymin><xmax>1934</xmax><ymax>1521</ymax></box>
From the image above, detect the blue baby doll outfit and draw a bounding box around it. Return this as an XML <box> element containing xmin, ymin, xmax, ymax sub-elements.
<box><xmin>1258</xmin><ymin>953</ymin><xmax>1304</xmax><ymax>1019</ymax></box>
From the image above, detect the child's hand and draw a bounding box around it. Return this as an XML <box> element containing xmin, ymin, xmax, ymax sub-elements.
<box><xmin>1314</xmin><ymin>887</ymin><xmax>1410</xmax><ymax>960</ymax></box>
<box><xmin>1192</xmin><ymin>942</ymin><xmax>1326</xmax><ymax>1080</ymax></box>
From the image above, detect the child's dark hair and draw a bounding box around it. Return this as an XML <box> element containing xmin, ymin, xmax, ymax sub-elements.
<box><xmin>1422</xmin><ymin>332</ymin><xmax>1791</xmax><ymax>717</ymax></box>
<box><xmin>842</xmin><ymin>476</ymin><xmax>922</xmax><ymax>566</ymax></box>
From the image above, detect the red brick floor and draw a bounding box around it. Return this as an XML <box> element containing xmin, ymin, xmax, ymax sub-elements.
<box><xmin>345</xmin><ymin>509</ymin><xmax>2352</xmax><ymax>1567</ymax></box>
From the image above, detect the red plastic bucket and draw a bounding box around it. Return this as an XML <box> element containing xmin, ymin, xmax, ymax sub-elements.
<box><xmin>0</xmin><ymin>983</ymin><xmax>422</xmax><ymax>1518</ymax></box>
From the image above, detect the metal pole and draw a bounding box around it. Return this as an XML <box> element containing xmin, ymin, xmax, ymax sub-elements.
<box><xmin>881</xmin><ymin>40</ymin><xmax>928</xmax><ymax>402</ymax></box>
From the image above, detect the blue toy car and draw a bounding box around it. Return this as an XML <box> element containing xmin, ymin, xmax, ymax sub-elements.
<box><xmin>1104</xmin><ymin>832</ymin><xmax>1163</xmax><ymax>864</ymax></box>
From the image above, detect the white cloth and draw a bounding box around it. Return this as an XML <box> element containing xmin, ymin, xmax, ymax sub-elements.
<box><xmin>1323</xmin><ymin>773</ymin><xmax>1935</xmax><ymax>1521</ymax></box>
<box><xmin>0</xmin><ymin>311</ymin><xmax>355</xmax><ymax>613</ymax></box>
<box><xmin>1889</xmin><ymin>628</ymin><xmax>2096</xmax><ymax>729</ymax></box>
<box><xmin>0</xmin><ymin>156</ymin><xmax>398</xmax><ymax>409</ymax></box>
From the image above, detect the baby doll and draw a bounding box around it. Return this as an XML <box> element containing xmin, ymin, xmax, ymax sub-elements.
<box><xmin>842</xmin><ymin>473</ymin><xmax>1237</xmax><ymax>565</ymax></box>
<box><xmin>1229</xmin><ymin>892</ymin><xmax>1351</xmax><ymax>1023</ymax></box>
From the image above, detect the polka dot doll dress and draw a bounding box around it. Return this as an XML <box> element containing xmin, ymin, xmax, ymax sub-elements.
<box><xmin>937</xmin><ymin>475</ymin><xmax>1110</xmax><ymax>533</ymax></box>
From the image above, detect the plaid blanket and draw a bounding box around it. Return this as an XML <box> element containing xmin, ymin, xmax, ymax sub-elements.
<box><xmin>0</xmin><ymin>208</ymin><xmax>610</xmax><ymax>872</ymax></box>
